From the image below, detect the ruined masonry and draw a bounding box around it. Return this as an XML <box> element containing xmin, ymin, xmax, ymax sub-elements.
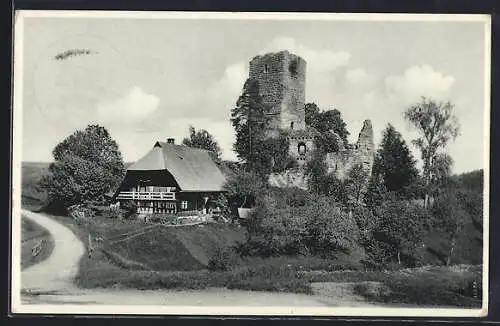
<box><xmin>249</xmin><ymin>50</ymin><xmax>375</xmax><ymax>184</ymax></box>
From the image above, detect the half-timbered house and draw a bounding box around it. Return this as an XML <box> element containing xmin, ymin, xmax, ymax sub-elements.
<box><xmin>113</xmin><ymin>138</ymin><xmax>226</xmax><ymax>215</ymax></box>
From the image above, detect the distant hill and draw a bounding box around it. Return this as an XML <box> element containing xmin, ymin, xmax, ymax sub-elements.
<box><xmin>21</xmin><ymin>162</ymin><xmax>50</xmax><ymax>209</ymax></box>
<box><xmin>451</xmin><ymin>169</ymin><xmax>483</xmax><ymax>192</ymax></box>
<box><xmin>20</xmin><ymin>161</ymin><xmax>135</xmax><ymax>209</ymax></box>
<box><xmin>422</xmin><ymin>169</ymin><xmax>484</xmax><ymax>266</ymax></box>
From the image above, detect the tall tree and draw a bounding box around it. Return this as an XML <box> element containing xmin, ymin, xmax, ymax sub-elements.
<box><xmin>429</xmin><ymin>153</ymin><xmax>453</xmax><ymax>197</ymax></box>
<box><xmin>304</xmin><ymin>150</ymin><xmax>329</xmax><ymax>194</ymax></box>
<box><xmin>305</xmin><ymin>103</ymin><xmax>349</xmax><ymax>150</ymax></box>
<box><xmin>404</xmin><ymin>97</ymin><xmax>460</xmax><ymax>208</ymax></box>
<box><xmin>304</xmin><ymin>103</ymin><xmax>350</xmax><ymax>153</ymax></box>
<box><xmin>373</xmin><ymin>124</ymin><xmax>419</xmax><ymax>196</ymax></box>
<box><xmin>230</xmin><ymin>78</ymin><xmax>272</xmax><ymax>173</ymax></box>
<box><xmin>430</xmin><ymin>188</ymin><xmax>469</xmax><ymax>266</ymax></box>
<box><xmin>305</xmin><ymin>102</ymin><xmax>321</xmax><ymax>127</ymax></box>
<box><xmin>182</xmin><ymin>125</ymin><xmax>222</xmax><ymax>162</ymax></box>
<box><xmin>345</xmin><ymin>163</ymin><xmax>370</xmax><ymax>206</ymax></box>
<box><xmin>364</xmin><ymin>174</ymin><xmax>387</xmax><ymax>209</ymax></box>
<box><xmin>40</xmin><ymin>125</ymin><xmax>125</xmax><ymax>211</ymax></box>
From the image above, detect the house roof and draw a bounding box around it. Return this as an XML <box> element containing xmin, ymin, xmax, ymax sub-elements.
<box><xmin>127</xmin><ymin>142</ymin><xmax>226</xmax><ymax>192</ymax></box>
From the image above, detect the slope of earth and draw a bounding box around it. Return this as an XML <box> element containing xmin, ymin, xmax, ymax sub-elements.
<box><xmin>21</xmin><ymin>217</ymin><xmax>55</xmax><ymax>269</ymax></box>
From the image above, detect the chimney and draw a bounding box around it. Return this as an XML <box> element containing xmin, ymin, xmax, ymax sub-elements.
<box><xmin>167</xmin><ymin>138</ymin><xmax>175</xmax><ymax>144</ymax></box>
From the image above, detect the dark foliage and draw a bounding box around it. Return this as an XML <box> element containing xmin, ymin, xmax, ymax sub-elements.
<box><xmin>372</xmin><ymin>124</ymin><xmax>419</xmax><ymax>196</ymax></box>
<box><xmin>305</xmin><ymin>103</ymin><xmax>349</xmax><ymax>151</ymax></box>
<box><xmin>182</xmin><ymin>125</ymin><xmax>222</xmax><ymax>161</ymax></box>
<box><xmin>40</xmin><ymin>125</ymin><xmax>125</xmax><ymax>212</ymax></box>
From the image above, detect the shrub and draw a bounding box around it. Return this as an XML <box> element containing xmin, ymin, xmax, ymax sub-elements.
<box><xmin>147</xmin><ymin>213</ymin><xmax>178</xmax><ymax>225</ymax></box>
<box><xmin>351</xmin><ymin>205</ymin><xmax>377</xmax><ymax>242</ymax></box>
<box><xmin>222</xmin><ymin>169</ymin><xmax>267</xmax><ymax>219</ymax></box>
<box><xmin>68</xmin><ymin>204</ymin><xmax>95</xmax><ymax>223</ymax></box>
<box><xmin>213</xmin><ymin>194</ymin><xmax>231</xmax><ymax>219</ymax></box>
<box><xmin>267</xmin><ymin>186</ymin><xmax>312</xmax><ymax>208</ymax></box>
<box><xmin>353</xmin><ymin>266</ymin><xmax>482</xmax><ymax>307</ymax></box>
<box><xmin>302</xmin><ymin>196</ymin><xmax>360</xmax><ymax>257</ymax></box>
<box><xmin>248</xmin><ymin>195</ymin><xmax>360</xmax><ymax>258</ymax></box>
<box><xmin>371</xmin><ymin>201</ymin><xmax>429</xmax><ymax>267</ymax></box>
<box><xmin>101</xmin><ymin>206</ymin><xmax>124</xmax><ymax>219</ymax></box>
<box><xmin>207</xmin><ymin>246</ymin><xmax>240</xmax><ymax>271</ymax></box>
<box><xmin>120</xmin><ymin>200</ymin><xmax>138</xmax><ymax>219</ymax></box>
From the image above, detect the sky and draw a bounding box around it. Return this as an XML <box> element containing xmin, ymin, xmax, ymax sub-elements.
<box><xmin>18</xmin><ymin>13</ymin><xmax>490</xmax><ymax>174</ymax></box>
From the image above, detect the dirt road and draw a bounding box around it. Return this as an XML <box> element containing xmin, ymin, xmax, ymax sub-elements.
<box><xmin>19</xmin><ymin>209</ymin><xmax>373</xmax><ymax>308</ymax></box>
<box><xmin>21</xmin><ymin>209</ymin><xmax>85</xmax><ymax>294</ymax></box>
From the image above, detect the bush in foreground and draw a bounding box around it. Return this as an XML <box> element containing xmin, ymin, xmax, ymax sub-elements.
<box><xmin>353</xmin><ymin>265</ymin><xmax>482</xmax><ymax>308</ymax></box>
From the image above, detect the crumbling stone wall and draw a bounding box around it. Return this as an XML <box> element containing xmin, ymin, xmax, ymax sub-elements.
<box><xmin>250</xmin><ymin>50</ymin><xmax>374</xmax><ymax>186</ymax></box>
<box><xmin>249</xmin><ymin>51</ymin><xmax>306</xmax><ymax>133</ymax></box>
<box><xmin>287</xmin><ymin>128</ymin><xmax>317</xmax><ymax>167</ymax></box>
<box><xmin>326</xmin><ymin>120</ymin><xmax>375</xmax><ymax>180</ymax></box>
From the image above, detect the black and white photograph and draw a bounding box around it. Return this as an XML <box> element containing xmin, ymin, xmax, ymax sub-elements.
<box><xmin>11</xmin><ymin>11</ymin><xmax>490</xmax><ymax>316</ymax></box>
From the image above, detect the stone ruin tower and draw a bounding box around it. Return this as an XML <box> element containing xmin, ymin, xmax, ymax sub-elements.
<box><xmin>249</xmin><ymin>50</ymin><xmax>374</xmax><ymax>183</ymax></box>
<box><xmin>249</xmin><ymin>50</ymin><xmax>307</xmax><ymax>132</ymax></box>
<box><xmin>249</xmin><ymin>51</ymin><xmax>315</xmax><ymax>166</ymax></box>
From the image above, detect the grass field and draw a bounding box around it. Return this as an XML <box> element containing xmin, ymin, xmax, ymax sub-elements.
<box><xmin>21</xmin><ymin>216</ymin><xmax>55</xmax><ymax>270</ymax></box>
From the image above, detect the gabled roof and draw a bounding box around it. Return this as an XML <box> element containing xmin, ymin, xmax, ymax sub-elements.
<box><xmin>127</xmin><ymin>142</ymin><xmax>226</xmax><ymax>192</ymax></box>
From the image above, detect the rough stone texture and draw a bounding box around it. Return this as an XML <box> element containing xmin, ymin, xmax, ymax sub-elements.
<box><xmin>287</xmin><ymin>128</ymin><xmax>317</xmax><ymax>167</ymax></box>
<box><xmin>325</xmin><ymin>120</ymin><xmax>375</xmax><ymax>180</ymax></box>
<box><xmin>249</xmin><ymin>51</ymin><xmax>306</xmax><ymax>132</ymax></box>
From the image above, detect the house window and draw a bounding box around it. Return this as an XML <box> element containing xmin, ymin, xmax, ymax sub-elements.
<box><xmin>181</xmin><ymin>201</ymin><xmax>188</xmax><ymax>210</ymax></box>
<box><xmin>264</xmin><ymin>64</ymin><xmax>269</xmax><ymax>73</ymax></box>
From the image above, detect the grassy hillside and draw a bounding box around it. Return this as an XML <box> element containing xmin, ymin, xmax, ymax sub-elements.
<box><xmin>105</xmin><ymin>223</ymin><xmax>246</xmax><ymax>271</ymax></box>
<box><xmin>21</xmin><ymin>162</ymin><xmax>50</xmax><ymax>209</ymax></box>
<box><xmin>420</xmin><ymin>169</ymin><xmax>484</xmax><ymax>266</ymax></box>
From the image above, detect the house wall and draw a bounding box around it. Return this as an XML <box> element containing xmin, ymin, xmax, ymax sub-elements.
<box><xmin>116</xmin><ymin>170</ymin><xmax>180</xmax><ymax>214</ymax></box>
<box><xmin>176</xmin><ymin>192</ymin><xmax>222</xmax><ymax>213</ymax></box>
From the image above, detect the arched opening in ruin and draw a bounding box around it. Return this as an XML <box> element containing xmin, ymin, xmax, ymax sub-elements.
<box><xmin>290</xmin><ymin>121</ymin><xmax>294</xmax><ymax>130</ymax></box>
<box><xmin>298</xmin><ymin>142</ymin><xmax>307</xmax><ymax>156</ymax></box>
<box><xmin>264</xmin><ymin>64</ymin><xmax>270</xmax><ymax>73</ymax></box>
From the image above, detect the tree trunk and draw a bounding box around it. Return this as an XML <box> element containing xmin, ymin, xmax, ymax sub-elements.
<box><xmin>397</xmin><ymin>251</ymin><xmax>401</xmax><ymax>265</ymax></box>
<box><xmin>424</xmin><ymin>154</ymin><xmax>432</xmax><ymax>209</ymax></box>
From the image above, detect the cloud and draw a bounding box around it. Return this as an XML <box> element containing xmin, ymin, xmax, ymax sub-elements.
<box><xmin>108</xmin><ymin>116</ymin><xmax>237</xmax><ymax>162</ymax></box>
<box><xmin>345</xmin><ymin>68</ymin><xmax>376</xmax><ymax>87</ymax></box>
<box><xmin>207</xmin><ymin>62</ymin><xmax>247</xmax><ymax>106</ymax></box>
<box><xmin>96</xmin><ymin>86</ymin><xmax>160</xmax><ymax>124</ymax></box>
<box><xmin>206</xmin><ymin>37</ymin><xmax>352</xmax><ymax>111</ymax></box>
<box><xmin>261</xmin><ymin>37</ymin><xmax>350</xmax><ymax>73</ymax></box>
<box><xmin>385</xmin><ymin>64</ymin><xmax>455</xmax><ymax>104</ymax></box>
